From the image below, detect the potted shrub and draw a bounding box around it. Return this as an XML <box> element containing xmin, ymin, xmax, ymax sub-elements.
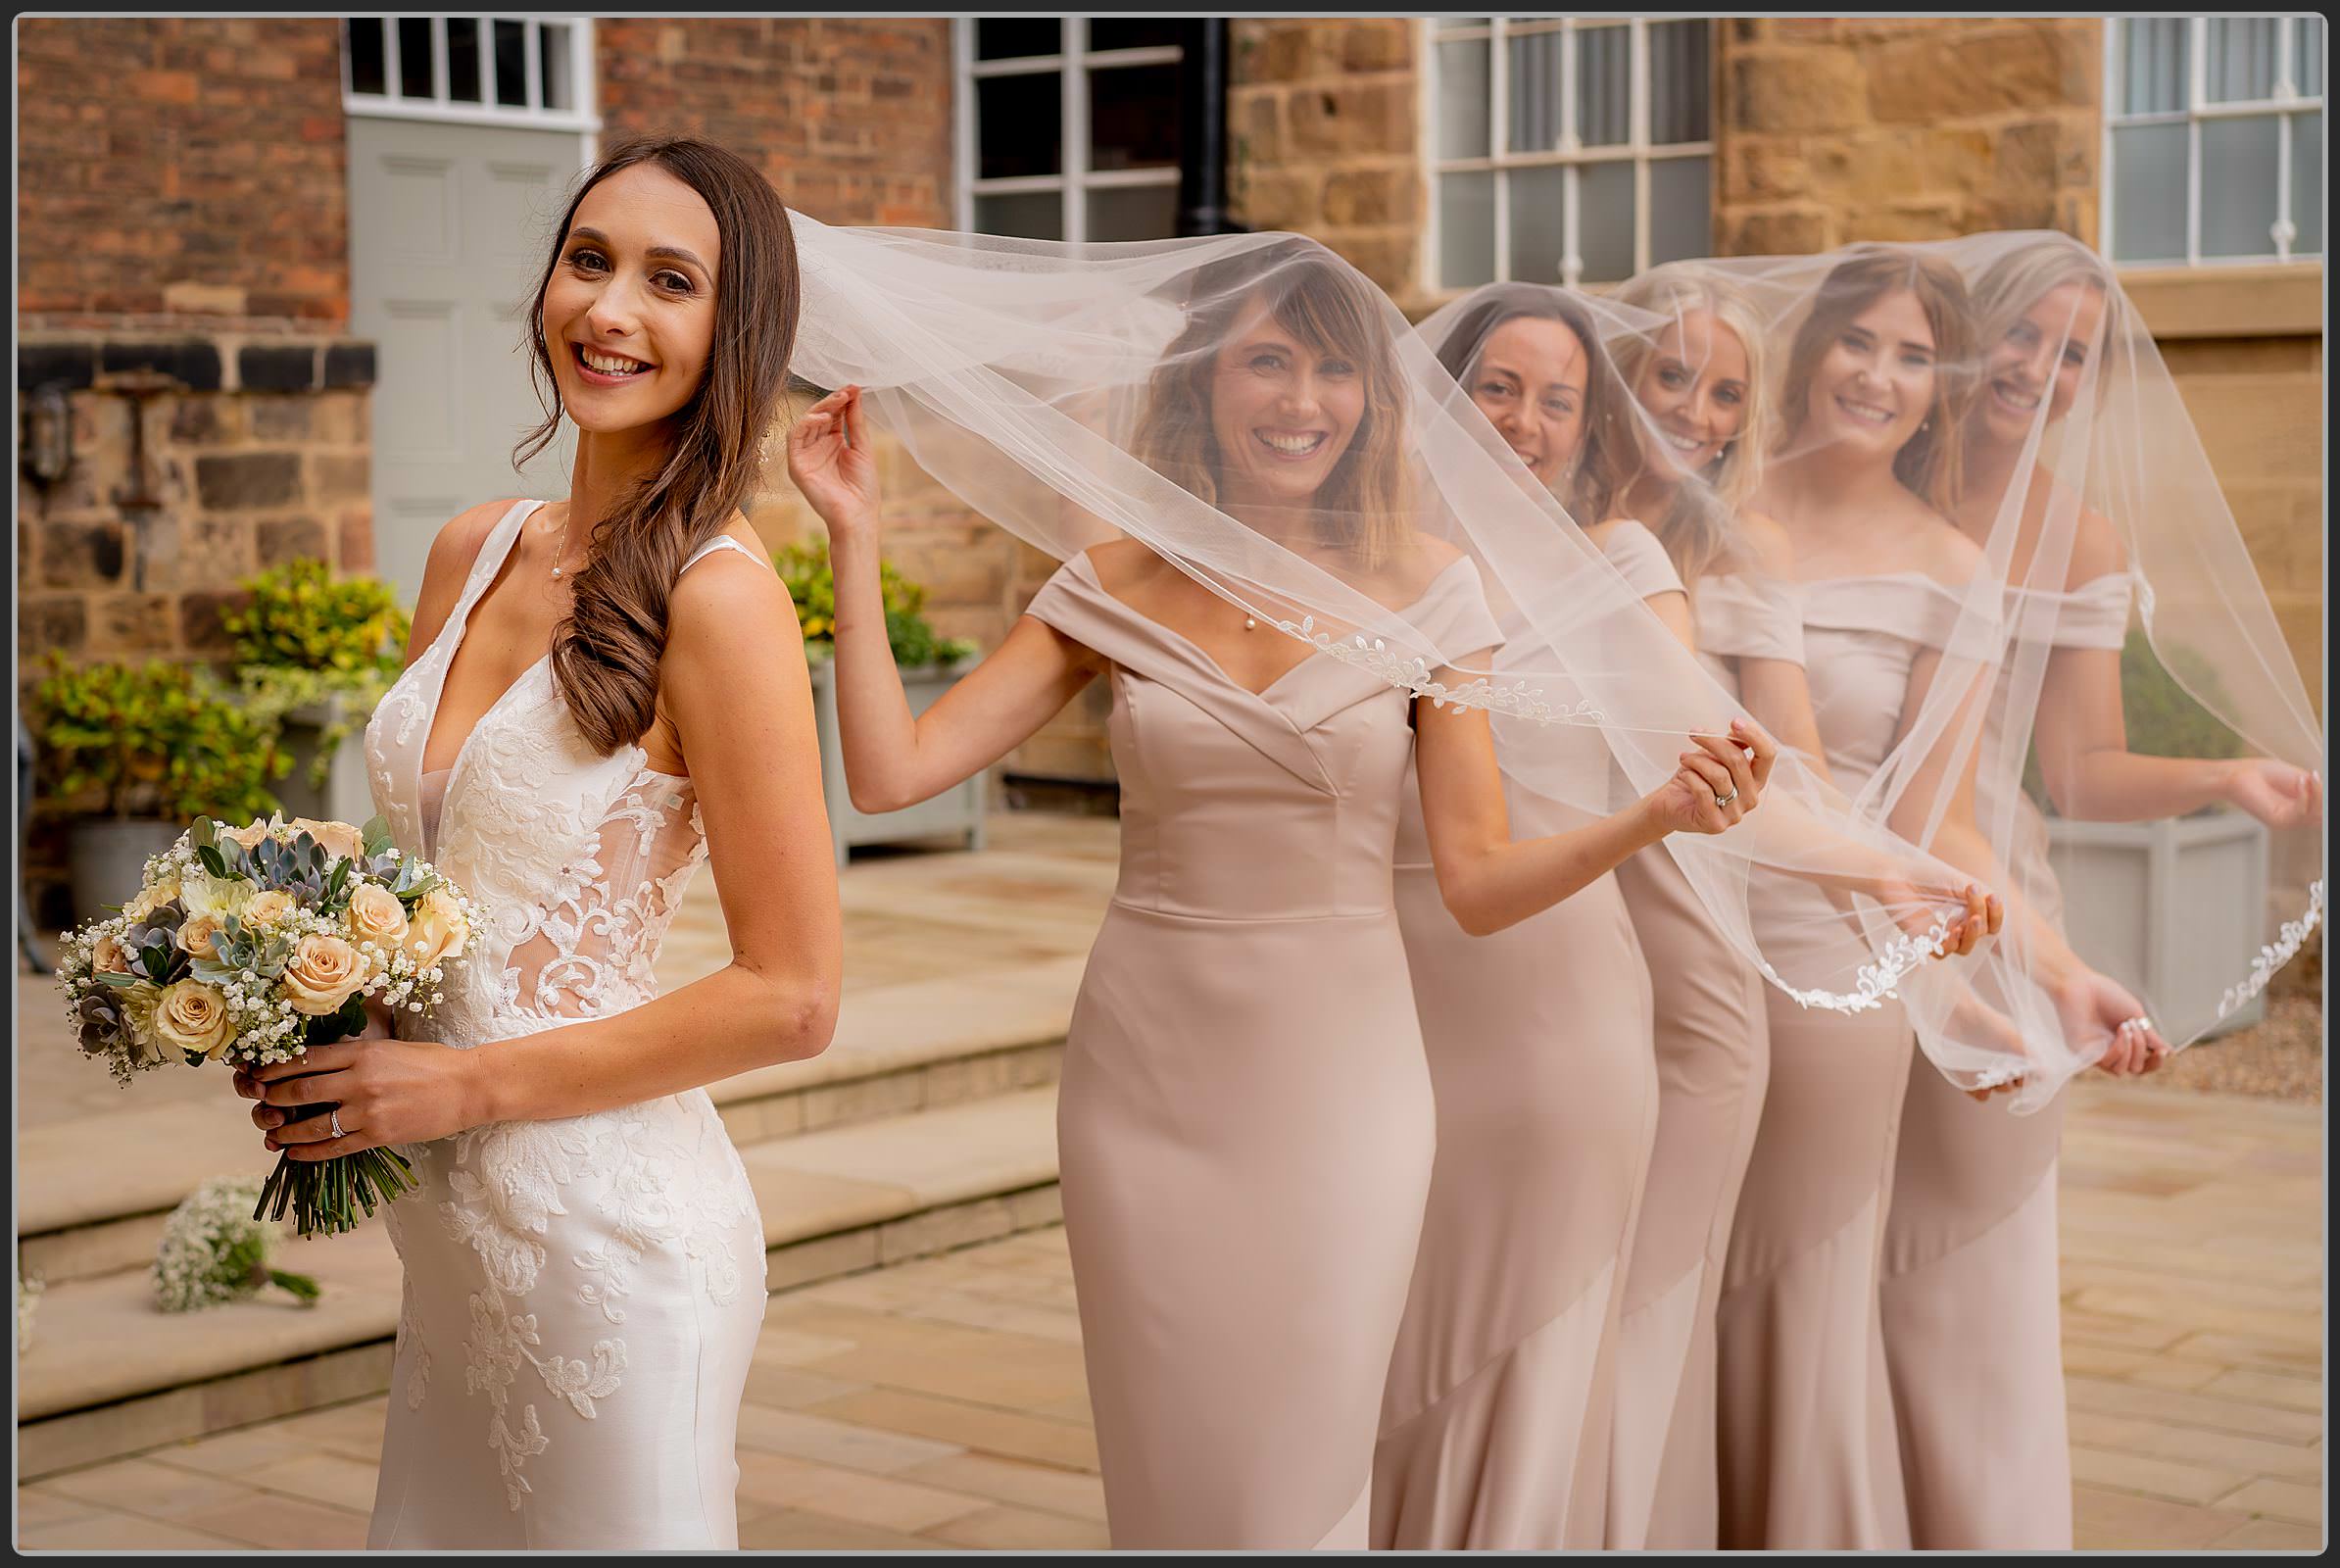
<box><xmin>222</xmin><ymin>560</ymin><xmax>410</xmax><ymax>829</ymax></box>
<box><xmin>774</xmin><ymin>540</ymin><xmax>985</xmax><ymax>865</ymax></box>
<box><xmin>32</xmin><ymin>656</ymin><xmax>286</xmax><ymax>923</ymax></box>
<box><xmin>2035</xmin><ymin>627</ymin><xmax>2272</xmax><ymax>1039</ymax></box>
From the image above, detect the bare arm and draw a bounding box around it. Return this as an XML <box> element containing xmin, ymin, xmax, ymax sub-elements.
<box><xmin>401</xmin><ymin>499</ymin><xmax>523</xmax><ymax>666</ymax></box>
<box><xmin>1413</xmin><ymin>673</ymin><xmax>1772</xmax><ymax>938</ymax></box>
<box><xmin>250</xmin><ymin>551</ymin><xmax>851</xmax><ymax>1142</ymax></box>
<box><xmin>789</xmin><ymin>386</ymin><xmax>1099</xmax><ymax>812</ymax></box>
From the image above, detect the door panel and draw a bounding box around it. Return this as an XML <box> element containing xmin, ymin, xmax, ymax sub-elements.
<box><xmin>347</xmin><ymin>117</ymin><xmax>582</xmax><ymax>603</ymax></box>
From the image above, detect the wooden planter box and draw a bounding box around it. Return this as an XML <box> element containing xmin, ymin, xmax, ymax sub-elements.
<box><xmin>270</xmin><ymin>696</ymin><xmax>379</xmax><ymax>831</ymax></box>
<box><xmin>806</xmin><ymin>658</ymin><xmax>985</xmax><ymax>866</ymax></box>
<box><xmin>2043</xmin><ymin>809</ymin><xmax>2271</xmax><ymax>1041</ymax></box>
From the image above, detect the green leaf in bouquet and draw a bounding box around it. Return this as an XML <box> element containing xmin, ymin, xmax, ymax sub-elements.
<box><xmin>362</xmin><ymin>816</ymin><xmax>393</xmax><ymax>858</ymax></box>
<box><xmin>188</xmin><ymin>957</ymin><xmax>235</xmax><ymax>985</ymax></box>
<box><xmin>190</xmin><ymin>817</ymin><xmax>219</xmax><ymax>851</ymax></box>
<box><xmin>139</xmin><ymin>940</ymin><xmax>176</xmax><ymax>982</ymax></box>
<box><xmin>196</xmin><ymin>844</ymin><xmax>231</xmax><ymax>880</ymax></box>
<box><xmin>92</xmin><ymin>969</ymin><xmax>140</xmax><ymax>990</ymax></box>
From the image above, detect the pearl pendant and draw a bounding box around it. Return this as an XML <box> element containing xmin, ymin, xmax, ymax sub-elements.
<box><xmin>1243</xmin><ymin>616</ymin><xmax>1256</xmax><ymax>631</ymax></box>
<box><xmin>551</xmin><ymin>565</ymin><xmax>562</xmax><ymax>578</ymax></box>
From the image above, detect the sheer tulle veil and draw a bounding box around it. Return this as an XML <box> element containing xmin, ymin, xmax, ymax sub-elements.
<box><xmin>782</xmin><ymin>216</ymin><xmax>2319</xmax><ymax>1105</ymax></box>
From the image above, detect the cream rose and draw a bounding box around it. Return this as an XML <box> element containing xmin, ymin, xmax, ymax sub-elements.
<box><xmin>404</xmin><ymin>888</ymin><xmax>470</xmax><ymax>970</ymax></box>
<box><xmin>92</xmin><ymin>931</ymin><xmax>132</xmax><ymax>975</ymax></box>
<box><xmin>176</xmin><ymin>911</ymin><xmax>227</xmax><ymax>960</ymax></box>
<box><xmin>153</xmin><ymin>979</ymin><xmax>233</xmax><ymax>1059</ymax></box>
<box><xmin>291</xmin><ymin>817</ymin><xmax>366</xmax><ymax>863</ymax></box>
<box><xmin>122</xmin><ymin>875</ymin><xmax>180</xmax><ymax>923</ymax></box>
<box><xmin>281</xmin><ymin>933</ymin><xmax>368</xmax><ymax>1016</ymax></box>
<box><xmin>344</xmin><ymin>884</ymin><xmax>411</xmax><ymax>952</ymax></box>
<box><xmin>225</xmin><ymin>819</ymin><xmax>277</xmax><ymax>852</ymax></box>
<box><xmin>242</xmin><ymin>890</ymin><xmax>296</xmax><ymax>929</ymax></box>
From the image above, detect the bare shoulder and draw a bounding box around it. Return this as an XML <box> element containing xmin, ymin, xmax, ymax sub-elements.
<box><xmin>2063</xmin><ymin>501</ymin><xmax>2129</xmax><ymax>585</ymax></box>
<box><xmin>1919</xmin><ymin>504</ymin><xmax>1987</xmax><ymax>582</ymax></box>
<box><xmin>422</xmin><ymin>496</ymin><xmax>529</xmax><ymax>586</ymax></box>
<box><xmin>1082</xmin><ymin>536</ymin><xmax>1177</xmax><ymax>598</ymax></box>
<box><xmin>668</xmin><ymin>529</ymin><xmax>796</xmax><ymax>655</ymax></box>
<box><xmin>1734</xmin><ymin>508</ymin><xmax>1797</xmax><ymax>576</ymax></box>
<box><xmin>1580</xmin><ymin>516</ymin><xmax>1630</xmax><ymax>549</ymax></box>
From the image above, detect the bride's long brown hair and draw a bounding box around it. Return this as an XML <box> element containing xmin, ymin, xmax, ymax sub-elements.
<box><xmin>516</xmin><ymin>135</ymin><xmax>801</xmax><ymax>756</ymax></box>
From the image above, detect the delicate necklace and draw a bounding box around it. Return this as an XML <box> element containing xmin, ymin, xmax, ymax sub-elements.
<box><xmin>549</xmin><ymin>504</ymin><xmax>577</xmax><ymax>579</ymax></box>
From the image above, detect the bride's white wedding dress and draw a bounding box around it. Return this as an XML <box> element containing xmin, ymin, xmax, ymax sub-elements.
<box><xmin>360</xmin><ymin>499</ymin><xmax>768</xmax><ymax>1547</ymax></box>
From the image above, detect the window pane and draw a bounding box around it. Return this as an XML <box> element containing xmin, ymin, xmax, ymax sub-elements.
<box><xmin>1090</xmin><ymin>20</ymin><xmax>1181</xmax><ymax>53</ymax></box>
<box><xmin>976</xmin><ymin>19</ymin><xmax>1060</xmax><ymax>61</ymax></box>
<box><xmin>1507</xmin><ymin>28</ymin><xmax>1563</xmax><ymax>155</ymax></box>
<box><xmin>2201</xmin><ymin>114</ymin><xmax>2281</xmax><ymax>255</ymax></box>
<box><xmin>2290</xmin><ymin>112</ymin><xmax>2322</xmax><ymax>254</ymax></box>
<box><xmin>494</xmin><ymin>19</ymin><xmax>527</xmax><ymax>107</ymax></box>
<box><xmin>978</xmin><ymin>74</ymin><xmax>1060</xmax><ymax>179</ymax></box>
<box><xmin>1090</xmin><ymin>64</ymin><xmax>1180</xmax><ymax>172</ymax></box>
<box><xmin>347</xmin><ymin>18</ymin><xmax>385</xmax><ymax>95</ymax></box>
<box><xmin>446</xmin><ymin>19</ymin><xmax>482</xmax><ymax>103</ymax></box>
<box><xmin>1576</xmin><ymin>24</ymin><xmax>1630</xmax><ymax>147</ymax></box>
<box><xmin>1648</xmin><ymin>156</ymin><xmax>1711</xmax><ymax>266</ymax></box>
<box><xmin>2121</xmin><ymin>17</ymin><xmax>2188</xmax><ymax>116</ymax></box>
<box><xmin>2208</xmin><ymin>17</ymin><xmax>2279</xmax><ymax>103</ymax></box>
<box><xmin>975</xmin><ymin>190</ymin><xmax>1063</xmax><ymax>241</ymax></box>
<box><xmin>540</xmin><ymin>22</ymin><xmax>573</xmax><ymax>111</ymax></box>
<box><xmin>1087</xmin><ymin>182</ymin><xmax>1180</xmax><ymax>242</ymax></box>
<box><xmin>398</xmin><ymin>16</ymin><xmax>434</xmax><ymax>98</ymax></box>
<box><xmin>1439</xmin><ymin>171</ymin><xmax>1497</xmax><ymax>288</ymax></box>
<box><xmin>2298</xmin><ymin>19</ymin><xmax>2324</xmax><ymax>98</ymax></box>
<box><xmin>1506</xmin><ymin>165</ymin><xmax>1567</xmax><ymax>284</ymax></box>
<box><xmin>2111</xmin><ymin>122</ymin><xmax>2189</xmax><ymax>260</ymax></box>
<box><xmin>1577</xmin><ymin>160</ymin><xmax>1634</xmax><ymax>282</ymax></box>
<box><xmin>1438</xmin><ymin>40</ymin><xmax>1491</xmax><ymax>160</ymax></box>
<box><xmin>1648</xmin><ymin>20</ymin><xmax>1711</xmax><ymax>145</ymax></box>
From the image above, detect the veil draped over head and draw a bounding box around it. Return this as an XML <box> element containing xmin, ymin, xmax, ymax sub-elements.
<box><xmin>783</xmin><ymin>217</ymin><xmax>2319</xmax><ymax>1107</ymax></box>
<box><xmin>1565</xmin><ymin>234</ymin><xmax>2323</xmax><ymax>1108</ymax></box>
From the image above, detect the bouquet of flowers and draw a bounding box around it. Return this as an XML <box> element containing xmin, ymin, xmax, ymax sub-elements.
<box><xmin>56</xmin><ymin>812</ymin><xmax>480</xmax><ymax>1238</ymax></box>
<box><xmin>153</xmin><ymin>1175</ymin><xmax>320</xmax><ymax>1312</ymax></box>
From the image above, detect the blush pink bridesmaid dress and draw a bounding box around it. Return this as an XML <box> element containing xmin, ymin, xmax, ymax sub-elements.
<box><xmin>1021</xmin><ymin>548</ymin><xmax>1500</xmax><ymax>1549</ymax></box>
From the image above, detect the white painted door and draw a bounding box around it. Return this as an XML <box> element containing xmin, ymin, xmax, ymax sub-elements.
<box><xmin>347</xmin><ymin>117</ymin><xmax>582</xmax><ymax>602</ymax></box>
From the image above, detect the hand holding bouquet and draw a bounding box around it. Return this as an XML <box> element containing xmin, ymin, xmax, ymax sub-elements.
<box><xmin>57</xmin><ymin>813</ymin><xmax>481</xmax><ymax>1237</ymax></box>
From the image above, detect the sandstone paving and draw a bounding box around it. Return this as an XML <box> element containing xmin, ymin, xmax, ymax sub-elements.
<box><xmin>14</xmin><ymin>815</ymin><xmax>2321</xmax><ymax>1552</ymax></box>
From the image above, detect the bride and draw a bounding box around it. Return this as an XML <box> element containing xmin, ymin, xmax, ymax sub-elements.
<box><xmin>231</xmin><ymin>136</ymin><xmax>842</xmax><ymax>1548</ymax></box>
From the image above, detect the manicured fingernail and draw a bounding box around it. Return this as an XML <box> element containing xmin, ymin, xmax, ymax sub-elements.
<box><xmin>265</xmin><ymin>1139</ymin><xmax>279</xmax><ymax>1152</ymax></box>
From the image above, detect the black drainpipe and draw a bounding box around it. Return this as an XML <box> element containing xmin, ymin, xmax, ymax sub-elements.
<box><xmin>1175</xmin><ymin>20</ymin><xmax>1243</xmax><ymax>237</ymax></box>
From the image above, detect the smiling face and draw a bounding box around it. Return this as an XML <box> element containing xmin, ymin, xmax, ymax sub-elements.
<box><xmin>1206</xmin><ymin>293</ymin><xmax>1369</xmax><ymax>511</ymax></box>
<box><xmin>1980</xmin><ymin>279</ymin><xmax>2106</xmax><ymax>445</ymax></box>
<box><xmin>1632</xmin><ymin>309</ymin><xmax>1750</xmax><ymax>477</ymax></box>
<box><xmin>1464</xmin><ymin>315</ymin><xmax>1589</xmax><ymax>487</ymax></box>
<box><xmin>1803</xmin><ymin>286</ymin><xmax>1938</xmax><ymax>461</ymax></box>
<box><xmin>541</xmin><ymin>163</ymin><xmax>721</xmax><ymax>437</ymax></box>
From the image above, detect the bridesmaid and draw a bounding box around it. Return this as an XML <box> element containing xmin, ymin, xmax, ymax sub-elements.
<box><xmin>1713</xmin><ymin>247</ymin><xmax>1998</xmax><ymax>1550</ymax></box>
<box><xmin>1882</xmin><ymin>236</ymin><xmax>2321</xmax><ymax>1548</ymax></box>
<box><xmin>1594</xmin><ymin>265</ymin><xmax>1817</xmax><ymax>1548</ymax></box>
<box><xmin>1375</xmin><ymin>285</ymin><xmax>1668</xmax><ymax>1549</ymax></box>
<box><xmin>782</xmin><ymin>242</ymin><xmax>1773</xmax><ymax>1550</ymax></box>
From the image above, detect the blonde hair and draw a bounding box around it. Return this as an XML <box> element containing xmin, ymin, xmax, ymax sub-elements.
<box><xmin>1610</xmin><ymin>263</ymin><xmax>1773</xmax><ymax>584</ymax></box>
<box><xmin>1966</xmin><ymin>234</ymin><xmax>2118</xmax><ymax>448</ymax></box>
<box><xmin>1131</xmin><ymin>240</ymin><xmax>1413</xmax><ymax>568</ymax></box>
<box><xmin>1777</xmin><ymin>245</ymin><xmax>1976</xmax><ymax>517</ymax></box>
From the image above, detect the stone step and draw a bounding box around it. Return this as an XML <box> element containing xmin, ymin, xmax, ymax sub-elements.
<box><xmin>18</xmin><ymin>957</ymin><xmax>1081</xmax><ymax>1288</ymax></box>
<box><xmin>16</xmin><ymin>1088</ymin><xmax>1063</xmax><ymax>1480</ymax></box>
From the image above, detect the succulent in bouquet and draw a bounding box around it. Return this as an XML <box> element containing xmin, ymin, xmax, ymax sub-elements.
<box><xmin>56</xmin><ymin>812</ymin><xmax>481</xmax><ymax>1238</ymax></box>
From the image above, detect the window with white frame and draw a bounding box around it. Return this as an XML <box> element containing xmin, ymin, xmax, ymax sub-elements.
<box><xmin>1428</xmin><ymin>16</ymin><xmax>1713</xmax><ymax>291</ymax></box>
<box><xmin>2105</xmin><ymin>16</ymin><xmax>2323</xmax><ymax>265</ymax></box>
<box><xmin>343</xmin><ymin>16</ymin><xmax>595</xmax><ymax>126</ymax></box>
<box><xmin>956</xmin><ymin>18</ymin><xmax>1185</xmax><ymax>242</ymax></box>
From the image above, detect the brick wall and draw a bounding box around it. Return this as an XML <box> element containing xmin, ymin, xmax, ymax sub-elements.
<box><xmin>597</xmin><ymin>18</ymin><xmax>952</xmax><ymax>228</ymax></box>
<box><xmin>16</xmin><ymin>18</ymin><xmax>348</xmax><ymax>331</ymax></box>
<box><xmin>1714</xmin><ymin>17</ymin><xmax>2103</xmax><ymax>254</ymax></box>
<box><xmin>1229</xmin><ymin>19</ymin><xmax>1429</xmax><ymax>308</ymax></box>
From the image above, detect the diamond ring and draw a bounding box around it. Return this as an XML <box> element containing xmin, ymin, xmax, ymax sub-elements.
<box><xmin>329</xmin><ymin>1107</ymin><xmax>346</xmax><ymax>1140</ymax></box>
<box><xmin>1714</xmin><ymin>785</ymin><xmax>1738</xmax><ymax>808</ymax></box>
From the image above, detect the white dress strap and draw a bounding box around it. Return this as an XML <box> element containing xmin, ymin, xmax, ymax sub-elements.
<box><xmin>679</xmin><ymin>533</ymin><xmax>768</xmax><ymax>574</ymax></box>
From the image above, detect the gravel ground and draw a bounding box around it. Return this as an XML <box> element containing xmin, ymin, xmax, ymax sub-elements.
<box><xmin>2135</xmin><ymin>995</ymin><xmax>2325</xmax><ymax>1103</ymax></box>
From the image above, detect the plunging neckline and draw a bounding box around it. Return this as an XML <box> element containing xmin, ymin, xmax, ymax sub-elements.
<box><xmin>419</xmin><ymin>500</ymin><xmax>558</xmax><ymax>789</ymax></box>
<box><xmin>1075</xmin><ymin>550</ymin><xmax>1478</xmax><ymax>705</ymax></box>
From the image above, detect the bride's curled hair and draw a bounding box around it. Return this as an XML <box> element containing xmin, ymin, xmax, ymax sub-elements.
<box><xmin>516</xmin><ymin>134</ymin><xmax>801</xmax><ymax>756</ymax></box>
